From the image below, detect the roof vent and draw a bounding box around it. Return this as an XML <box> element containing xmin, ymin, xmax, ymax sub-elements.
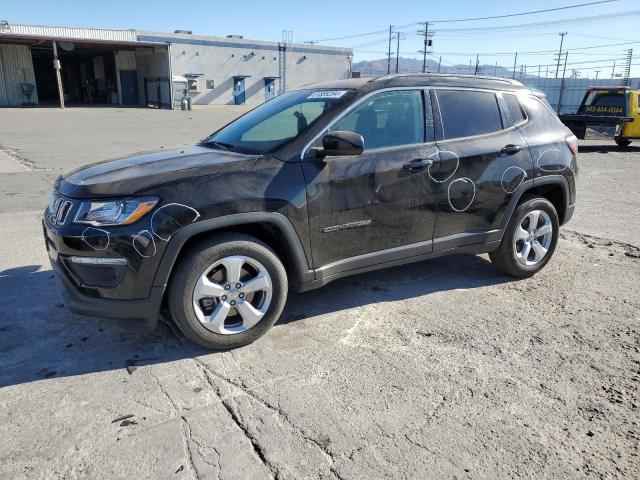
<box><xmin>227</xmin><ymin>34</ymin><xmax>244</xmax><ymax>39</ymax></box>
<box><xmin>174</xmin><ymin>29</ymin><xmax>192</xmax><ymax>34</ymax></box>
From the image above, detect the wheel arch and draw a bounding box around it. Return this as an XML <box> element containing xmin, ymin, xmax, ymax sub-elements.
<box><xmin>152</xmin><ymin>212</ymin><xmax>314</xmax><ymax>294</ymax></box>
<box><xmin>494</xmin><ymin>175</ymin><xmax>571</xmax><ymax>243</ymax></box>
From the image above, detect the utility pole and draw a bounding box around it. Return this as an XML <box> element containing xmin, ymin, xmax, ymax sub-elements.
<box><xmin>52</xmin><ymin>40</ymin><xmax>65</xmax><ymax>109</ymax></box>
<box><xmin>387</xmin><ymin>25</ymin><xmax>393</xmax><ymax>74</ymax></box>
<box><xmin>437</xmin><ymin>56</ymin><xmax>442</xmax><ymax>73</ymax></box>
<box><xmin>594</xmin><ymin>70</ymin><xmax>600</xmax><ymax>80</ymax></box>
<box><xmin>468</xmin><ymin>59</ymin><xmax>472</xmax><ymax>74</ymax></box>
<box><xmin>494</xmin><ymin>61</ymin><xmax>498</xmax><ymax>77</ymax></box>
<box><xmin>512</xmin><ymin>52</ymin><xmax>518</xmax><ymax>79</ymax></box>
<box><xmin>417</xmin><ymin>21</ymin><xmax>433</xmax><ymax>73</ymax></box>
<box><xmin>557</xmin><ymin>51</ymin><xmax>569</xmax><ymax>113</ymax></box>
<box><xmin>555</xmin><ymin>32</ymin><xmax>567</xmax><ymax>78</ymax></box>
<box><xmin>474</xmin><ymin>54</ymin><xmax>480</xmax><ymax>75</ymax></box>
<box><xmin>611</xmin><ymin>61</ymin><xmax>616</xmax><ymax>78</ymax></box>
<box><xmin>395</xmin><ymin>32</ymin><xmax>404</xmax><ymax>73</ymax></box>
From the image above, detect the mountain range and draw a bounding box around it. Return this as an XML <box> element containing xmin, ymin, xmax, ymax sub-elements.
<box><xmin>352</xmin><ymin>57</ymin><xmax>541</xmax><ymax>79</ymax></box>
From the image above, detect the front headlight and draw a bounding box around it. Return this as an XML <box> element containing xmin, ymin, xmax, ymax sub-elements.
<box><xmin>74</xmin><ymin>197</ymin><xmax>158</xmax><ymax>226</ymax></box>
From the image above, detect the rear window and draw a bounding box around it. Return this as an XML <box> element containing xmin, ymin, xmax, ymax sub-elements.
<box><xmin>436</xmin><ymin>89</ymin><xmax>503</xmax><ymax>139</ymax></box>
<box><xmin>503</xmin><ymin>94</ymin><xmax>526</xmax><ymax>126</ymax></box>
<box><xmin>580</xmin><ymin>91</ymin><xmax>626</xmax><ymax>116</ymax></box>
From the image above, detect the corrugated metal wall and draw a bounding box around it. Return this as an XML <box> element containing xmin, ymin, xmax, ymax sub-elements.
<box><xmin>0</xmin><ymin>51</ymin><xmax>8</xmax><ymax>105</ymax></box>
<box><xmin>0</xmin><ymin>44</ymin><xmax>38</xmax><ymax>106</ymax></box>
<box><xmin>523</xmin><ymin>77</ymin><xmax>640</xmax><ymax>113</ymax></box>
<box><xmin>3</xmin><ymin>24</ymin><xmax>136</xmax><ymax>43</ymax></box>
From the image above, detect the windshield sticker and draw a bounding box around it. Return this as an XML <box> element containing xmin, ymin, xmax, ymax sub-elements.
<box><xmin>308</xmin><ymin>90</ymin><xmax>348</xmax><ymax>99</ymax></box>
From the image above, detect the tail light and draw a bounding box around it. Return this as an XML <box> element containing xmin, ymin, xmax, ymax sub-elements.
<box><xmin>565</xmin><ymin>134</ymin><xmax>578</xmax><ymax>156</ymax></box>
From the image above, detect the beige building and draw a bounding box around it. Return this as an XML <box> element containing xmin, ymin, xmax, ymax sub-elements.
<box><xmin>0</xmin><ymin>22</ymin><xmax>352</xmax><ymax>108</ymax></box>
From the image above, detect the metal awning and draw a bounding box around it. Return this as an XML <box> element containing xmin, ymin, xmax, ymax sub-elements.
<box><xmin>263</xmin><ymin>76</ymin><xmax>280</xmax><ymax>80</ymax></box>
<box><xmin>233</xmin><ymin>75</ymin><xmax>252</xmax><ymax>79</ymax></box>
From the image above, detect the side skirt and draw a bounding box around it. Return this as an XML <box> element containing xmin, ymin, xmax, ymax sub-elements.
<box><xmin>293</xmin><ymin>235</ymin><xmax>500</xmax><ymax>293</ymax></box>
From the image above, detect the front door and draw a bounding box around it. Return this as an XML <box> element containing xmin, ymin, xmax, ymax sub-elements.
<box><xmin>303</xmin><ymin>89</ymin><xmax>439</xmax><ymax>268</ymax></box>
<box><xmin>430</xmin><ymin>88</ymin><xmax>534</xmax><ymax>244</ymax></box>
<box><xmin>234</xmin><ymin>78</ymin><xmax>246</xmax><ymax>105</ymax></box>
<box><xmin>119</xmin><ymin>70</ymin><xmax>138</xmax><ymax>105</ymax></box>
<box><xmin>265</xmin><ymin>79</ymin><xmax>276</xmax><ymax>101</ymax></box>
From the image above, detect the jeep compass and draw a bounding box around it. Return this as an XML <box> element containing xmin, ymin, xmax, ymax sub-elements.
<box><xmin>43</xmin><ymin>74</ymin><xmax>578</xmax><ymax>349</ymax></box>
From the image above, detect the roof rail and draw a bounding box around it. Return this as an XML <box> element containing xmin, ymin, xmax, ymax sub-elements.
<box><xmin>375</xmin><ymin>73</ymin><xmax>524</xmax><ymax>86</ymax></box>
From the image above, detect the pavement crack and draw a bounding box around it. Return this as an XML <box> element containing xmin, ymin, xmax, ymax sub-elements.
<box><xmin>561</xmin><ymin>229</ymin><xmax>640</xmax><ymax>257</ymax></box>
<box><xmin>150</xmin><ymin>369</ymin><xmax>201</xmax><ymax>479</ymax></box>
<box><xmin>0</xmin><ymin>144</ymin><xmax>54</xmax><ymax>172</ymax></box>
<box><xmin>181</xmin><ymin>415</ymin><xmax>202</xmax><ymax>479</ymax></box>
<box><xmin>220</xmin><ymin>397</ymin><xmax>278</xmax><ymax>479</ymax></box>
<box><xmin>191</xmin><ymin>357</ymin><xmax>340</xmax><ymax>478</ymax></box>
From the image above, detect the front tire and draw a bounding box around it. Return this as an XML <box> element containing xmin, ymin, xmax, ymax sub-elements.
<box><xmin>489</xmin><ymin>196</ymin><xmax>559</xmax><ymax>278</ymax></box>
<box><xmin>615</xmin><ymin>138</ymin><xmax>632</xmax><ymax>147</ymax></box>
<box><xmin>168</xmin><ymin>233</ymin><xmax>288</xmax><ymax>349</ymax></box>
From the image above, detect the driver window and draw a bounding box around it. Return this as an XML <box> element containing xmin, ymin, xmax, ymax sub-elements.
<box><xmin>242</xmin><ymin>101</ymin><xmax>327</xmax><ymax>142</ymax></box>
<box><xmin>330</xmin><ymin>90</ymin><xmax>425</xmax><ymax>150</ymax></box>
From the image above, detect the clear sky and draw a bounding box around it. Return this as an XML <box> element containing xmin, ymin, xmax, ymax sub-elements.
<box><xmin>3</xmin><ymin>0</ymin><xmax>639</xmax><ymax>77</ymax></box>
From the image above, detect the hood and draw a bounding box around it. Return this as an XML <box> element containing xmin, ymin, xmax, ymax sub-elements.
<box><xmin>56</xmin><ymin>145</ymin><xmax>260</xmax><ymax>198</ymax></box>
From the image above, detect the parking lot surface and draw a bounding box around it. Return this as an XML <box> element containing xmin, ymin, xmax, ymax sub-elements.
<box><xmin>1</xmin><ymin>107</ymin><xmax>639</xmax><ymax>479</ymax></box>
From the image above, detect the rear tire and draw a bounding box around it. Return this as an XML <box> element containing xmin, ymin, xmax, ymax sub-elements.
<box><xmin>615</xmin><ymin>138</ymin><xmax>632</xmax><ymax>147</ymax></box>
<box><xmin>168</xmin><ymin>233</ymin><xmax>288</xmax><ymax>349</ymax></box>
<box><xmin>489</xmin><ymin>196</ymin><xmax>559</xmax><ymax>278</ymax></box>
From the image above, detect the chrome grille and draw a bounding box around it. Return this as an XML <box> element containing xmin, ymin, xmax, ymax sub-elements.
<box><xmin>47</xmin><ymin>193</ymin><xmax>73</xmax><ymax>225</ymax></box>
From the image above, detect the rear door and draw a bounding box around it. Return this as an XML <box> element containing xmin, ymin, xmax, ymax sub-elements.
<box><xmin>430</xmin><ymin>88</ymin><xmax>533</xmax><ymax>246</ymax></box>
<box><xmin>303</xmin><ymin>89</ymin><xmax>439</xmax><ymax>267</ymax></box>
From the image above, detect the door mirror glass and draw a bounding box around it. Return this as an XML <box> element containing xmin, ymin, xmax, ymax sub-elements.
<box><xmin>322</xmin><ymin>131</ymin><xmax>364</xmax><ymax>156</ymax></box>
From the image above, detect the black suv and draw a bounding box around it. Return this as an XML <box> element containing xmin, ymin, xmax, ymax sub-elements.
<box><xmin>44</xmin><ymin>74</ymin><xmax>578</xmax><ymax>349</ymax></box>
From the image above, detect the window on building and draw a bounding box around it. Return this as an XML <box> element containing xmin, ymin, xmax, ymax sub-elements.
<box><xmin>436</xmin><ymin>89</ymin><xmax>503</xmax><ymax>139</ymax></box>
<box><xmin>330</xmin><ymin>90</ymin><xmax>425</xmax><ymax>150</ymax></box>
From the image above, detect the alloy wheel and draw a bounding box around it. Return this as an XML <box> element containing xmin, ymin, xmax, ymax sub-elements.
<box><xmin>513</xmin><ymin>209</ymin><xmax>553</xmax><ymax>266</ymax></box>
<box><xmin>192</xmin><ymin>255</ymin><xmax>273</xmax><ymax>334</ymax></box>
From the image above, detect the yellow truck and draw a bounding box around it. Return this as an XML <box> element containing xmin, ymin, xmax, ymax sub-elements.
<box><xmin>559</xmin><ymin>86</ymin><xmax>640</xmax><ymax>147</ymax></box>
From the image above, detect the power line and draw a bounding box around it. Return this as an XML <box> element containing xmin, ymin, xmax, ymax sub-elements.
<box><xmin>392</xmin><ymin>40</ymin><xmax>640</xmax><ymax>57</ymax></box>
<box><xmin>302</xmin><ymin>0</ymin><xmax>622</xmax><ymax>43</ymax></box>
<box><xmin>425</xmin><ymin>0</ymin><xmax>621</xmax><ymax>24</ymax></box>
<box><xmin>431</xmin><ymin>10</ymin><xmax>640</xmax><ymax>34</ymax></box>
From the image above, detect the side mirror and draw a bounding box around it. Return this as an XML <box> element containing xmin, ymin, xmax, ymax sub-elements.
<box><xmin>322</xmin><ymin>131</ymin><xmax>364</xmax><ymax>156</ymax></box>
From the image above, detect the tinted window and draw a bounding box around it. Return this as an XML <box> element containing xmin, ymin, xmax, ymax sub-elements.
<box><xmin>503</xmin><ymin>94</ymin><xmax>526</xmax><ymax>125</ymax></box>
<box><xmin>331</xmin><ymin>90</ymin><xmax>425</xmax><ymax>149</ymax></box>
<box><xmin>436</xmin><ymin>90</ymin><xmax>503</xmax><ymax>139</ymax></box>
<box><xmin>202</xmin><ymin>89</ymin><xmax>352</xmax><ymax>153</ymax></box>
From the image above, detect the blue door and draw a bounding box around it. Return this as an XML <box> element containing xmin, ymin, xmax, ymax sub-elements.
<box><xmin>120</xmin><ymin>70</ymin><xmax>139</xmax><ymax>105</ymax></box>
<box><xmin>265</xmin><ymin>79</ymin><xmax>276</xmax><ymax>101</ymax></box>
<box><xmin>234</xmin><ymin>78</ymin><xmax>245</xmax><ymax>105</ymax></box>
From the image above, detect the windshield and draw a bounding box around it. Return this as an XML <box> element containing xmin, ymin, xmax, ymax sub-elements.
<box><xmin>201</xmin><ymin>89</ymin><xmax>354</xmax><ymax>154</ymax></box>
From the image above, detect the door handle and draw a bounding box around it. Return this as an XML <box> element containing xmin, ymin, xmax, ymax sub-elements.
<box><xmin>402</xmin><ymin>158</ymin><xmax>433</xmax><ymax>172</ymax></box>
<box><xmin>500</xmin><ymin>144</ymin><xmax>522</xmax><ymax>155</ymax></box>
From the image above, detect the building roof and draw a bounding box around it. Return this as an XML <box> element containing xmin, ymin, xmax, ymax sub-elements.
<box><xmin>137</xmin><ymin>30</ymin><xmax>352</xmax><ymax>56</ymax></box>
<box><xmin>0</xmin><ymin>23</ymin><xmax>139</xmax><ymax>43</ymax></box>
<box><xmin>0</xmin><ymin>23</ymin><xmax>352</xmax><ymax>55</ymax></box>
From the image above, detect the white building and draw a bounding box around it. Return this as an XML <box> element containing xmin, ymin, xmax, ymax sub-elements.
<box><xmin>0</xmin><ymin>22</ymin><xmax>352</xmax><ymax>108</ymax></box>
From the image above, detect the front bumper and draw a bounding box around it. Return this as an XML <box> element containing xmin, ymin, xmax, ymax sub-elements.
<box><xmin>43</xmin><ymin>216</ymin><xmax>164</xmax><ymax>330</ymax></box>
<box><xmin>52</xmin><ymin>260</ymin><xmax>163</xmax><ymax>330</ymax></box>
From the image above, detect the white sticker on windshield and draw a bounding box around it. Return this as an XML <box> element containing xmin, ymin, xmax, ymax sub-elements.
<box><xmin>307</xmin><ymin>90</ymin><xmax>347</xmax><ymax>99</ymax></box>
